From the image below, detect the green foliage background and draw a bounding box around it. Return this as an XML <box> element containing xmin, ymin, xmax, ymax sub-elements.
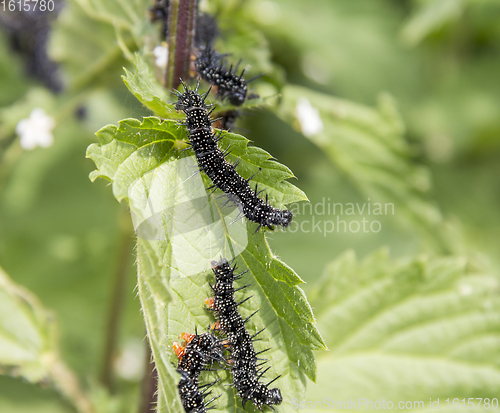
<box><xmin>1</xmin><ymin>0</ymin><xmax>500</xmax><ymax>412</ymax></box>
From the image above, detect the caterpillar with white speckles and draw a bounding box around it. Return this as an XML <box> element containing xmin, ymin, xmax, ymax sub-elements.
<box><xmin>173</xmin><ymin>81</ymin><xmax>293</xmax><ymax>231</ymax></box>
<box><xmin>173</xmin><ymin>331</ymin><xmax>225</xmax><ymax>412</ymax></box>
<box><xmin>195</xmin><ymin>46</ymin><xmax>256</xmax><ymax>107</ymax></box>
<box><xmin>205</xmin><ymin>258</ymin><xmax>282</xmax><ymax>411</ymax></box>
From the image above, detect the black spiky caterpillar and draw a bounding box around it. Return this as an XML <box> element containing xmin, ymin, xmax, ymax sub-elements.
<box><xmin>177</xmin><ymin>370</ymin><xmax>211</xmax><ymax>413</ymax></box>
<box><xmin>173</xmin><ymin>331</ymin><xmax>226</xmax><ymax>413</ymax></box>
<box><xmin>173</xmin><ymin>82</ymin><xmax>293</xmax><ymax>231</ymax></box>
<box><xmin>195</xmin><ymin>46</ymin><xmax>258</xmax><ymax>107</ymax></box>
<box><xmin>206</xmin><ymin>259</ymin><xmax>282</xmax><ymax>411</ymax></box>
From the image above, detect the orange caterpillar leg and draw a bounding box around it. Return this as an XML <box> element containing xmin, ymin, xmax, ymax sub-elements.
<box><xmin>172</xmin><ymin>341</ymin><xmax>186</xmax><ymax>359</ymax></box>
<box><xmin>205</xmin><ymin>297</ymin><xmax>215</xmax><ymax>309</ymax></box>
<box><xmin>210</xmin><ymin>320</ymin><xmax>221</xmax><ymax>331</ymax></box>
<box><xmin>180</xmin><ymin>332</ymin><xmax>195</xmax><ymax>343</ymax></box>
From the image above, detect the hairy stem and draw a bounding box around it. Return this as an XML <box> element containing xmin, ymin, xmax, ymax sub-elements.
<box><xmin>100</xmin><ymin>208</ymin><xmax>134</xmax><ymax>391</ymax></box>
<box><xmin>165</xmin><ymin>0</ymin><xmax>197</xmax><ymax>90</ymax></box>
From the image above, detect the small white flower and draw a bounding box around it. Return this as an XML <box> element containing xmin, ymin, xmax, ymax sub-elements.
<box><xmin>458</xmin><ymin>284</ymin><xmax>473</xmax><ymax>296</ymax></box>
<box><xmin>114</xmin><ymin>338</ymin><xmax>145</xmax><ymax>381</ymax></box>
<box><xmin>295</xmin><ymin>97</ymin><xmax>324</xmax><ymax>137</ymax></box>
<box><xmin>153</xmin><ymin>44</ymin><xmax>169</xmax><ymax>70</ymax></box>
<box><xmin>16</xmin><ymin>108</ymin><xmax>55</xmax><ymax>150</ymax></box>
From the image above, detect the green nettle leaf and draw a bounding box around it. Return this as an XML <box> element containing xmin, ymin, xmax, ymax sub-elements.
<box><xmin>0</xmin><ymin>266</ymin><xmax>56</xmax><ymax>382</ymax></box>
<box><xmin>0</xmin><ymin>267</ymin><xmax>94</xmax><ymax>413</ymax></box>
<box><xmin>122</xmin><ymin>56</ymin><xmax>180</xmax><ymax>120</ymax></box>
<box><xmin>72</xmin><ymin>0</ymin><xmax>150</xmax><ymax>34</ymax></box>
<box><xmin>87</xmin><ymin>116</ymin><xmax>325</xmax><ymax>412</ymax></box>
<box><xmin>302</xmin><ymin>250</ymin><xmax>500</xmax><ymax>412</ymax></box>
<box><xmin>49</xmin><ymin>0</ymin><xmax>128</xmax><ymax>90</ymax></box>
<box><xmin>277</xmin><ymin>85</ymin><xmax>455</xmax><ymax>253</ymax></box>
<box><xmin>400</xmin><ymin>0</ymin><xmax>464</xmax><ymax>47</ymax></box>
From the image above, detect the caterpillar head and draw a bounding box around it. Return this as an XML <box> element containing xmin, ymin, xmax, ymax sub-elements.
<box><xmin>227</xmin><ymin>91</ymin><xmax>246</xmax><ymax>107</ymax></box>
<box><xmin>175</xmin><ymin>89</ymin><xmax>205</xmax><ymax>111</ymax></box>
<box><xmin>211</xmin><ymin>259</ymin><xmax>234</xmax><ymax>282</ymax></box>
<box><xmin>268</xmin><ymin>209</ymin><xmax>293</xmax><ymax>228</ymax></box>
<box><xmin>266</xmin><ymin>387</ymin><xmax>283</xmax><ymax>405</ymax></box>
<box><xmin>279</xmin><ymin>209</ymin><xmax>293</xmax><ymax>227</ymax></box>
<box><xmin>243</xmin><ymin>386</ymin><xmax>283</xmax><ymax>410</ymax></box>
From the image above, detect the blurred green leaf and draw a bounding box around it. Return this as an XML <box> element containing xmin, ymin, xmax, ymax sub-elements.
<box><xmin>400</xmin><ymin>0</ymin><xmax>500</xmax><ymax>47</ymax></box>
<box><xmin>72</xmin><ymin>0</ymin><xmax>150</xmax><ymax>34</ymax></box>
<box><xmin>248</xmin><ymin>0</ymin><xmax>419</xmax><ymax>104</ymax></box>
<box><xmin>401</xmin><ymin>0</ymin><xmax>464</xmax><ymax>46</ymax></box>
<box><xmin>0</xmin><ymin>265</ymin><xmax>56</xmax><ymax>382</ymax></box>
<box><xmin>206</xmin><ymin>0</ymin><xmax>286</xmax><ymax>91</ymax></box>
<box><xmin>276</xmin><ymin>85</ymin><xmax>455</xmax><ymax>253</ymax></box>
<box><xmin>49</xmin><ymin>0</ymin><xmax>150</xmax><ymax>90</ymax></box>
<box><xmin>0</xmin><ymin>375</ymin><xmax>73</xmax><ymax>413</ymax></box>
<box><xmin>300</xmin><ymin>250</ymin><xmax>500</xmax><ymax>412</ymax></box>
<box><xmin>87</xmin><ymin>116</ymin><xmax>323</xmax><ymax>412</ymax></box>
<box><xmin>0</xmin><ymin>32</ymin><xmax>30</xmax><ymax>107</ymax></box>
<box><xmin>0</xmin><ymin>266</ymin><xmax>94</xmax><ymax>413</ymax></box>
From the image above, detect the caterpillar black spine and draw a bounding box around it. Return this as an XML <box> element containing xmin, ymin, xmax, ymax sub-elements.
<box><xmin>174</xmin><ymin>82</ymin><xmax>293</xmax><ymax>230</ymax></box>
<box><xmin>195</xmin><ymin>47</ymin><xmax>251</xmax><ymax>106</ymax></box>
<box><xmin>207</xmin><ymin>259</ymin><xmax>283</xmax><ymax>410</ymax></box>
<box><xmin>174</xmin><ymin>331</ymin><xmax>225</xmax><ymax>413</ymax></box>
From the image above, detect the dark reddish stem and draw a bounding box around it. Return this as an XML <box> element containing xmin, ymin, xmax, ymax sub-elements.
<box><xmin>165</xmin><ymin>0</ymin><xmax>197</xmax><ymax>90</ymax></box>
<box><xmin>139</xmin><ymin>338</ymin><xmax>158</xmax><ymax>413</ymax></box>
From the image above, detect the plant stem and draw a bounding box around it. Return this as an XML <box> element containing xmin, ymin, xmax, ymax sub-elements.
<box><xmin>100</xmin><ymin>208</ymin><xmax>134</xmax><ymax>391</ymax></box>
<box><xmin>138</xmin><ymin>337</ymin><xmax>158</xmax><ymax>413</ymax></box>
<box><xmin>165</xmin><ymin>0</ymin><xmax>197</xmax><ymax>90</ymax></box>
<box><xmin>50</xmin><ymin>357</ymin><xmax>96</xmax><ymax>413</ymax></box>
